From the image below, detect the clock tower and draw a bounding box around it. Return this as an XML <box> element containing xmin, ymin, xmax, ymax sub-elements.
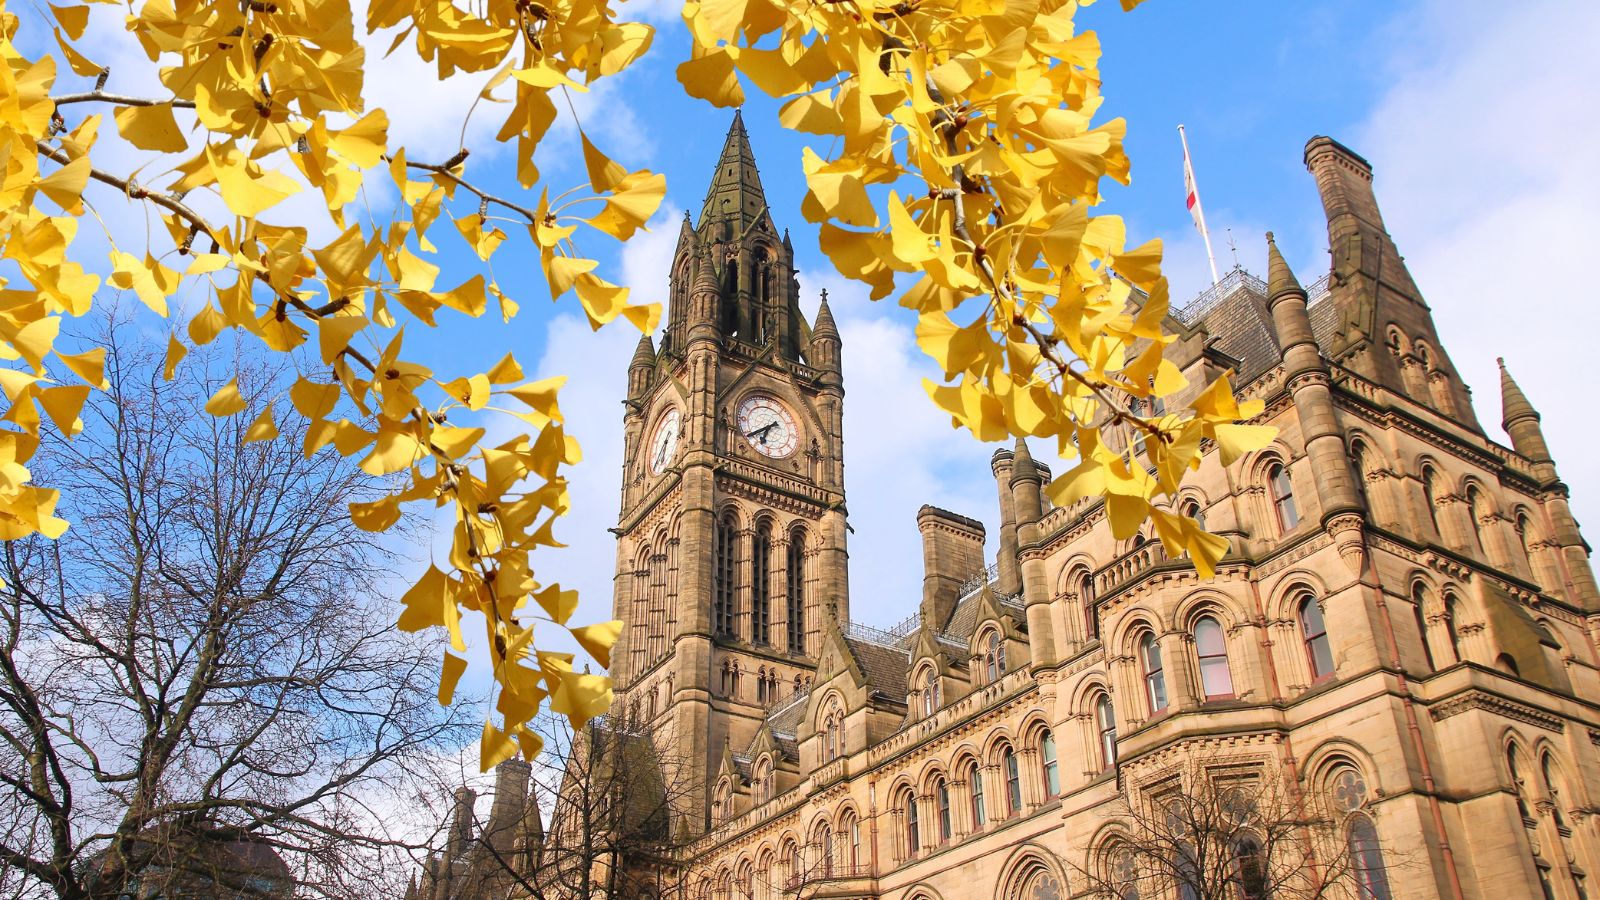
<box><xmin>610</xmin><ymin>113</ymin><xmax>848</xmax><ymax>834</ymax></box>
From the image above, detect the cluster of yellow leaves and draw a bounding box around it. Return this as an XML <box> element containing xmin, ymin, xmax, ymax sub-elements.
<box><xmin>679</xmin><ymin>0</ymin><xmax>1272</xmax><ymax>574</ymax></box>
<box><xmin>3</xmin><ymin>0</ymin><xmax>666</xmax><ymax>768</ymax></box>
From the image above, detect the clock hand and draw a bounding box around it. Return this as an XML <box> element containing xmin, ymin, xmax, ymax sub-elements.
<box><xmin>746</xmin><ymin>421</ymin><xmax>778</xmax><ymax>444</ymax></box>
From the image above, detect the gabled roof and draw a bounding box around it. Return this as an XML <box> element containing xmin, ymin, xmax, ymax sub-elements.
<box><xmin>844</xmin><ymin>637</ymin><xmax>909</xmax><ymax>700</ymax></box>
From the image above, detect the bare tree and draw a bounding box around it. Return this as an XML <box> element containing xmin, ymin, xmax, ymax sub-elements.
<box><xmin>1073</xmin><ymin>757</ymin><xmax>1391</xmax><ymax>900</ymax></box>
<box><xmin>0</xmin><ymin>323</ymin><xmax>472</xmax><ymax>900</ymax></box>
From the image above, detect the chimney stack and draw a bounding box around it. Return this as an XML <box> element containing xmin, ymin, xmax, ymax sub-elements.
<box><xmin>917</xmin><ymin>505</ymin><xmax>986</xmax><ymax>631</ymax></box>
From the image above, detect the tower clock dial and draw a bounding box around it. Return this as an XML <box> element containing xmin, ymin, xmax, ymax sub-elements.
<box><xmin>736</xmin><ymin>395</ymin><xmax>799</xmax><ymax>458</ymax></box>
<box><xmin>648</xmin><ymin>407</ymin><xmax>682</xmax><ymax>474</ymax></box>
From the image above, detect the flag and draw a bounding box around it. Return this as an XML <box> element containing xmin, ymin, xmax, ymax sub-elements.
<box><xmin>1182</xmin><ymin>142</ymin><xmax>1205</xmax><ymax>234</ymax></box>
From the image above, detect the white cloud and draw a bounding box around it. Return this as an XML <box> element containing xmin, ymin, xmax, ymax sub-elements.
<box><xmin>1353</xmin><ymin>0</ymin><xmax>1600</xmax><ymax>531</ymax></box>
<box><xmin>796</xmin><ymin>271</ymin><xmax>998</xmax><ymax>628</ymax></box>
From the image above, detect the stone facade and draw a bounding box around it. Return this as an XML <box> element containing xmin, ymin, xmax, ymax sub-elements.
<box><xmin>425</xmin><ymin>121</ymin><xmax>1600</xmax><ymax>900</ymax></box>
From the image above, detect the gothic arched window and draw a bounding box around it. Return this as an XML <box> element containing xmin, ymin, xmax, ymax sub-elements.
<box><xmin>1299</xmin><ymin>595</ymin><xmax>1335</xmax><ymax>681</ymax></box>
<box><xmin>1269</xmin><ymin>462</ymin><xmax>1298</xmax><ymax>532</ymax></box>
<box><xmin>787</xmin><ymin>525</ymin><xmax>807</xmax><ymax>654</ymax></box>
<box><xmin>921</xmin><ymin>668</ymin><xmax>940</xmax><ymax>718</ymax></box>
<box><xmin>1411</xmin><ymin>584</ymin><xmax>1435</xmax><ymax>672</ymax></box>
<box><xmin>902</xmin><ymin>788</ymin><xmax>920</xmax><ymax>857</ymax></box>
<box><xmin>983</xmin><ymin>630</ymin><xmax>1001</xmax><ymax>683</ymax></box>
<box><xmin>1331</xmin><ymin>766</ymin><xmax>1392</xmax><ymax>900</ymax></box>
<box><xmin>1096</xmin><ymin>694</ymin><xmax>1118</xmax><ymax>771</ymax></box>
<box><xmin>1140</xmin><ymin>632</ymin><xmax>1168</xmax><ymax>713</ymax></box>
<box><xmin>1181</xmin><ymin>498</ymin><xmax>1206</xmax><ymax>533</ymax></box>
<box><xmin>1003</xmin><ymin>745</ymin><xmax>1022</xmax><ymax>815</ymax></box>
<box><xmin>1039</xmin><ymin>729</ymin><xmax>1059</xmax><ymax>797</ymax></box>
<box><xmin>934</xmin><ymin>776</ymin><xmax>952</xmax><ymax>843</ymax></box>
<box><xmin>1194</xmin><ymin>616</ymin><xmax>1235</xmax><ymax>699</ymax></box>
<box><xmin>752</xmin><ymin>521</ymin><xmax>772</xmax><ymax>645</ymax></box>
<box><xmin>714</xmin><ymin>512</ymin><xmax>738</xmax><ymax>638</ymax></box>
<box><xmin>968</xmin><ymin>759</ymin><xmax>986</xmax><ymax>828</ymax></box>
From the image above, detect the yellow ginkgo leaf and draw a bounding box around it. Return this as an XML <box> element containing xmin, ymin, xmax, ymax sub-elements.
<box><xmin>113</xmin><ymin>104</ymin><xmax>188</xmax><ymax>153</ymax></box>
<box><xmin>57</xmin><ymin>347</ymin><xmax>107</xmax><ymax>389</ymax></box>
<box><xmin>479</xmin><ymin>720</ymin><xmax>519</xmax><ymax>772</ymax></box>
<box><xmin>569</xmin><ymin>619</ymin><xmax>622</xmax><ymax>669</ymax></box>
<box><xmin>438</xmin><ymin>652</ymin><xmax>467</xmax><ymax>707</ymax></box>
<box><xmin>243</xmin><ymin>403</ymin><xmax>277</xmax><ymax>443</ymax></box>
<box><xmin>350</xmin><ymin>494</ymin><xmax>402</xmax><ymax>532</ymax></box>
<box><xmin>162</xmin><ymin>335</ymin><xmax>187</xmax><ymax>381</ymax></box>
<box><xmin>204</xmin><ymin>379</ymin><xmax>248</xmax><ymax>417</ymax></box>
<box><xmin>37</xmin><ymin>385</ymin><xmax>89</xmax><ymax>436</ymax></box>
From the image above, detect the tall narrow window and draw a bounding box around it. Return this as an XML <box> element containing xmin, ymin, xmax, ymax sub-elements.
<box><xmin>1040</xmin><ymin>730</ymin><xmax>1059</xmax><ymax>797</ymax></box>
<box><xmin>1234</xmin><ymin>836</ymin><xmax>1267</xmax><ymax>900</ymax></box>
<box><xmin>1195</xmin><ymin>617</ymin><xmax>1235</xmax><ymax>699</ymax></box>
<box><xmin>1181</xmin><ymin>499</ymin><xmax>1206</xmax><ymax>533</ymax></box>
<box><xmin>921</xmin><ymin>668</ymin><xmax>940</xmax><ymax>717</ymax></box>
<box><xmin>787</xmin><ymin>526</ymin><xmax>806</xmax><ymax>654</ymax></box>
<box><xmin>843</xmin><ymin>812</ymin><xmax>860</xmax><ymax>866</ymax></box>
<box><xmin>1004</xmin><ymin>746</ymin><xmax>1022</xmax><ymax>815</ymax></box>
<box><xmin>1348</xmin><ymin>816</ymin><xmax>1392</xmax><ymax>900</ymax></box>
<box><xmin>936</xmin><ymin>777</ymin><xmax>952</xmax><ymax>843</ymax></box>
<box><xmin>969</xmin><ymin>761</ymin><xmax>986</xmax><ymax>828</ymax></box>
<box><xmin>984</xmin><ymin>631</ymin><xmax>1001</xmax><ymax>683</ymax></box>
<box><xmin>1422</xmin><ymin>467</ymin><xmax>1444</xmax><ymax>539</ymax></box>
<box><xmin>1542</xmin><ymin>755</ymin><xmax>1568</xmax><ymax>829</ymax></box>
<box><xmin>752</xmin><ymin>523</ymin><xmax>772</xmax><ymax>645</ymax></box>
<box><xmin>1411</xmin><ymin>584</ymin><xmax>1435</xmax><ymax>672</ymax></box>
<box><xmin>1508</xmin><ymin>748</ymin><xmax>1531</xmax><ymax>819</ymax></box>
<box><xmin>815</xmin><ymin>822</ymin><xmax>833</xmax><ymax>876</ymax></box>
<box><xmin>1080</xmin><ymin>571</ymin><xmax>1099</xmax><ymax>640</ymax></box>
<box><xmin>1269</xmin><ymin>463</ymin><xmax>1299</xmax><ymax>532</ymax></box>
<box><xmin>903</xmin><ymin>790</ymin><xmax>920</xmax><ymax>856</ymax></box>
<box><xmin>1096</xmin><ymin>695</ymin><xmax>1118</xmax><ymax>771</ymax></box>
<box><xmin>1299</xmin><ymin>595</ymin><xmax>1335</xmax><ymax>681</ymax></box>
<box><xmin>1140</xmin><ymin>632</ymin><xmax>1168</xmax><ymax>713</ymax></box>
<box><xmin>1443</xmin><ymin>594</ymin><xmax>1462</xmax><ymax>661</ymax></box>
<box><xmin>714</xmin><ymin>513</ymin><xmax>738</xmax><ymax>638</ymax></box>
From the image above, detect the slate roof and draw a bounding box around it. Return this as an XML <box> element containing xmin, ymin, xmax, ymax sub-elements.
<box><xmin>844</xmin><ymin>637</ymin><xmax>910</xmax><ymax>699</ymax></box>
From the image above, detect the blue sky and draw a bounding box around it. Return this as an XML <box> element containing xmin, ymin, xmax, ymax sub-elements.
<box><xmin>39</xmin><ymin>0</ymin><xmax>1600</xmax><ymax>695</ymax></box>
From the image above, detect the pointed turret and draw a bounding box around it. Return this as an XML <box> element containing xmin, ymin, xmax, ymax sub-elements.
<box><xmin>699</xmin><ymin>110</ymin><xmax>771</xmax><ymax>238</ymax></box>
<box><xmin>1266</xmin><ymin>230</ymin><xmax>1303</xmax><ymax>300</ymax></box>
<box><xmin>485</xmin><ymin>759</ymin><xmax>530</xmax><ymax>855</ymax></box>
<box><xmin>446</xmin><ymin>786</ymin><xmax>475</xmax><ymax>858</ymax></box>
<box><xmin>811</xmin><ymin>290</ymin><xmax>839</xmax><ymax>340</ymax></box>
<box><xmin>1499</xmin><ymin>358</ymin><xmax>1541</xmax><ymax>438</ymax></box>
<box><xmin>809</xmin><ymin>290</ymin><xmax>842</xmax><ymax>377</ymax></box>
<box><xmin>630</xmin><ymin>333</ymin><xmax>656</xmax><ymax>370</ymax></box>
<box><xmin>1010</xmin><ymin>437</ymin><xmax>1044</xmax><ymax>527</ymax></box>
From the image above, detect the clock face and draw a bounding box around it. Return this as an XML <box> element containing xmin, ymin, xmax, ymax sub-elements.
<box><xmin>736</xmin><ymin>395</ymin><xmax>799</xmax><ymax>459</ymax></box>
<box><xmin>648</xmin><ymin>407</ymin><xmax>681</xmax><ymax>474</ymax></box>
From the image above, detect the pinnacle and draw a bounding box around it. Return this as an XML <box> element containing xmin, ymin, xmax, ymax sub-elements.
<box><xmin>1011</xmin><ymin>436</ymin><xmax>1036</xmax><ymax>479</ymax></box>
<box><xmin>1498</xmin><ymin>356</ymin><xmax>1539</xmax><ymax>427</ymax></box>
<box><xmin>630</xmin><ymin>332</ymin><xmax>656</xmax><ymax>368</ymax></box>
<box><xmin>1265</xmin><ymin>231</ymin><xmax>1304</xmax><ymax>299</ymax></box>
<box><xmin>699</xmin><ymin>111</ymin><xmax>769</xmax><ymax>234</ymax></box>
<box><xmin>812</xmin><ymin>289</ymin><xmax>839</xmax><ymax>339</ymax></box>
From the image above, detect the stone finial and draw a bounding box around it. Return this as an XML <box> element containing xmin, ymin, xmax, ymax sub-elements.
<box><xmin>1498</xmin><ymin>356</ymin><xmax>1539</xmax><ymax>428</ymax></box>
<box><xmin>812</xmin><ymin>289</ymin><xmax>839</xmax><ymax>340</ymax></box>
<box><xmin>630</xmin><ymin>333</ymin><xmax>656</xmax><ymax>370</ymax></box>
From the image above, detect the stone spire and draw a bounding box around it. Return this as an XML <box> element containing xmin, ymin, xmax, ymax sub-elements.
<box><xmin>1499</xmin><ymin>357</ymin><xmax>1555</xmax><ymax>473</ymax></box>
<box><xmin>699</xmin><ymin>110</ymin><xmax>770</xmax><ymax>237</ymax></box>
<box><xmin>630</xmin><ymin>332</ymin><xmax>657</xmax><ymax>370</ymax></box>
<box><xmin>1266</xmin><ymin>230</ymin><xmax>1303</xmax><ymax>299</ymax></box>
<box><xmin>811</xmin><ymin>289</ymin><xmax>839</xmax><ymax>340</ymax></box>
<box><xmin>1498</xmin><ymin>357</ymin><xmax>1538</xmax><ymax>431</ymax></box>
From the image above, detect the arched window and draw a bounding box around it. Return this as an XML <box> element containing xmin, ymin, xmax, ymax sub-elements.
<box><xmin>787</xmin><ymin>525</ymin><xmax>807</xmax><ymax>654</ymax></box>
<box><xmin>1003</xmin><ymin>745</ymin><xmax>1022</xmax><ymax>815</ymax></box>
<box><xmin>1410</xmin><ymin>584</ymin><xmax>1435</xmax><ymax>672</ymax></box>
<box><xmin>983</xmin><ymin>630</ymin><xmax>1002</xmax><ymax>683</ymax></box>
<box><xmin>1466</xmin><ymin>486</ymin><xmax>1489</xmax><ymax>555</ymax></box>
<box><xmin>841</xmin><ymin>810</ymin><xmax>861</xmax><ymax>866</ymax></box>
<box><xmin>822</xmin><ymin>712</ymin><xmax>837</xmax><ymax>762</ymax></box>
<box><xmin>1181</xmin><ymin>498</ymin><xmax>1207</xmax><ymax>533</ymax></box>
<box><xmin>1234</xmin><ymin>835</ymin><xmax>1267</xmax><ymax>900</ymax></box>
<box><xmin>935</xmin><ymin>776</ymin><xmax>952</xmax><ymax>843</ymax></box>
<box><xmin>1497</xmin><ymin>653</ymin><xmax>1521</xmax><ymax>677</ymax></box>
<box><xmin>1508</xmin><ymin>747</ymin><xmax>1531</xmax><ymax>819</ymax></box>
<box><xmin>752</xmin><ymin>522</ymin><xmax>772</xmax><ymax>645</ymax></box>
<box><xmin>814</xmin><ymin>821</ymin><xmax>834</xmax><ymax>876</ymax></box>
<box><xmin>1140</xmin><ymin>632</ymin><xmax>1168</xmax><ymax>713</ymax></box>
<box><xmin>1348</xmin><ymin>816</ymin><xmax>1391</xmax><ymax>900</ymax></box>
<box><xmin>921</xmin><ymin>668</ymin><xmax>940</xmax><ymax>718</ymax></box>
<box><xmin>1269</xmin><ymin>462</ymin><xmax>1299</xmax><ymax>532</ymax></box>
<box><xmin>1422</xmin><ymin>467</ymin><xmax>1445</xmax><ymax>539</ymax></box>
<box><xmin>1039</xmin><ymin>729</ymin><xmax>1060</xmax><ymax>797</ymax></box>
<box><xmin>1442</xmin><ymin>593</ymin><xmax>1462</xmax><ymax>661</ymax></box>
<box><xmin>1096</xmin><ymin>695</ymin><xmax>1118</xmax><ymax>771</ymax></box>
<box><xmin>1299</xmin><ymin>595</ymin><xmax>1335</xmax><ymax>681</ymax></box>
<box><xmin>968</xmin><ymin>760</ymin><xmax>986</xmax><ymax>828</ymax></box>
<box><xmin>902</xmin><ymin>789</ymin><xmax>920</xmax><ymax>856</ymax></box>
<box><xmin>831</xmin><ymin>709</ymin><xmax>844</xmax><ymax>758</ymax></box>
<box><xmin>1542</xmin><ymin>754</ymin><xmax>1569</xmax><ymax>829</ymax></box>
<box><xmin>1331</xmin><ymin>766</ymin><xmax>1391</xmax><ymax>900</ymax></box>
<box><xmin>1079</xmin><ymin>570</ymin><xmax>1099</xmax><ymax>640</ymax></box>
<box><xmin>1194</xmin><ymin>616</ymin><xmax>1235</xmax><ymax>699</ymax></box>
<box><xmin>714</xmin><ymin>512</ymin><xmax>738</xmax><ymax>638</ymax></box>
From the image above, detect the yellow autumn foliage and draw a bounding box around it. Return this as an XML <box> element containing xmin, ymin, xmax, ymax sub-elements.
<box><xmin>0</xmin><ymin>0</ymin><xmax>1269</xmax><ymax>769</ymax></box>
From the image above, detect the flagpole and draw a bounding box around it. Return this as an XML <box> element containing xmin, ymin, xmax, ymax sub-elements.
<box><xmin>1178</xmin><ymin>124</ymin><xmax>1222</xmax><ymax>286</ymax></box>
